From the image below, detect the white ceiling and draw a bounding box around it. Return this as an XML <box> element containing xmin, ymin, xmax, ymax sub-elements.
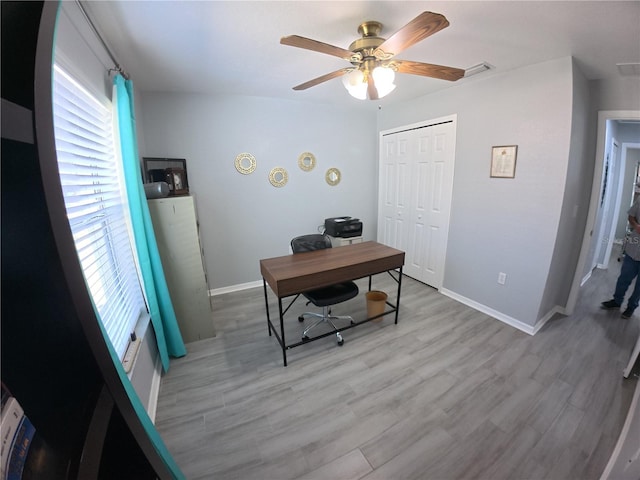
<box><xmin>84</xmin><ymin>1</ymin><xmax>640</xmax><ymax>107</ymax></box>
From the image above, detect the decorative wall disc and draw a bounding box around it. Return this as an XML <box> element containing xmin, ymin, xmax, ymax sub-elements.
<box><xmin>269</xmin><ymin>167</ymin><xmax>288</xmax><ymax>187</ymax></box>
<box><xmin>298</xmin><ymin>152</ymin><xmax>316</xmax><ymax>171</ymax></box>
<box><xmin>325</xmin><ymin>167</ymin><xmax>341</xmax><ymax>186</ymax></box>
<box><xmin>235</xmin><ymin>152</ymin><xmax>256</xmax><ymax>175</ymax></box>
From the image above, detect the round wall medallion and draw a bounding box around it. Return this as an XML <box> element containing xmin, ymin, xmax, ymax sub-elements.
<box><xmin>298</xmin><ymin>152</ymin><xmax>316</xmax><ymax>172</ymax></box>
<box><xmin>235</xmin><ymin>152</ymin><xmax>256</xmax><ymax>175</ymax></box>
<box><xmin>269</xmin><ymin>167</ymin><xmax>288</xmax><ymax>187</ymax></box>
<box><xmin>325</xmin><ymin>167</ymin><xmax>341</xmax><ymax>186</ymax></box>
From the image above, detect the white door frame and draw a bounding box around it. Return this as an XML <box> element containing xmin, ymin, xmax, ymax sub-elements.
<box><xmin>608</xmin><ymin>142</ymin><xmax>640</xmax><ymax>260</ymax></box>
<box><xmin>566</xmin><ymin>110</ymin><xmax>640</xmax><ymax>315</ymax></box>
<box><xmin>596</xmin><ymin>138</ymin><xmax>620</xmax><ymax>269</ymax></box>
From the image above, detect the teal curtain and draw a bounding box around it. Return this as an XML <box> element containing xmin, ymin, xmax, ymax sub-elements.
<box><xmin>113</xmin><ymin>74</ymin><xmax>186</xmax><ymax>371</ymax></box>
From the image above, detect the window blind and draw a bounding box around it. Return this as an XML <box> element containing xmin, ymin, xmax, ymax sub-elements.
<box><xmin>52</xmin><ymin>65</ymin><xmax>146</xmax><ymax>359</ymax></box>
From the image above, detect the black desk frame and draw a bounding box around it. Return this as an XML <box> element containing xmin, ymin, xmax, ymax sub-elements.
<box><xmin>262</xmin><ymin>269</ymin><xmax>403</xmax><ymax>366</ymax></box>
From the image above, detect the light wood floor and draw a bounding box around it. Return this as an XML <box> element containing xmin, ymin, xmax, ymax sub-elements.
<box><xmin>155</xmin><ymin>250</ymin><xmax>639</xmax><ymax>480</ymax></box>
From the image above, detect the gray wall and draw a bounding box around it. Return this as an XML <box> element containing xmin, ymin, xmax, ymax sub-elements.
<box><xmin>137</xmin><ymin>56</ymin><xmax>639</xmax><ymax>331</ymax></box>
<box><xmin>539</xmin><ymin>58</ymin><xmax>594</xmax><ymax>321</ymax></box>
<box><xmin>54</xmin><ymin>0</ymin><xmax>640</xmax><ymax>421</ymax></box>
<box><xmin>139</xmin><ymin>93</ymin><xmax>378</xmax><ymax>288</ymax></box>
<box><xmin>377</xmin><ymin>57</ymin><xmax>574</xmax><ymax>328</ymax></box>
<box><xmin>591</xmin><ymin>77</ymin><xmax>640</xmax><ymax>112</ymax></box>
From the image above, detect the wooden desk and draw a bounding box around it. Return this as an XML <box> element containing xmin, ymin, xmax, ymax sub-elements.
<box><xmin>260</xmin><ymin>241</ymin><xmax>405</xmax><ymax>366</ymax></box>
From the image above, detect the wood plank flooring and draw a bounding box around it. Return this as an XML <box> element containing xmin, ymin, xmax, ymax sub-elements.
<box><xmin>155</xmin><ymin>251</ymin><xmax>639</xmax><ymax>479</ymax></box>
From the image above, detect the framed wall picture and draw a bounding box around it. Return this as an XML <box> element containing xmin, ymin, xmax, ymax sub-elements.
<box><xmin>143</xmin><ymin>157</ymin><xmax>189</xmax><ymax>186</ymax></box>
<box><xmin>165</xmin><ymin>168</ymin><xmax>189</xmax><ymax>195</ymax></box>
<box><xmin>490</xmin><ymin>145</ymin><xmax>518</xmax><ymax>178</ymax></box>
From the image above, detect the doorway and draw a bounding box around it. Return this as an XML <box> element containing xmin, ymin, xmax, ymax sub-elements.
<box><xmin>568</xmin><ymin>110</ymin><xmax>640</xmax><ymax>314</ymax></box>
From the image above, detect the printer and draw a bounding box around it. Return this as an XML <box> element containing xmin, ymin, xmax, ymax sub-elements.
<box><xmin>324</xmin><ymin>216</ymin><xmax>363</xmax><ymax>238</ymax></box>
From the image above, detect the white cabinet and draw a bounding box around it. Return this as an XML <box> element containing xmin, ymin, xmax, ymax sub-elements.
<box><xmin>147</xmin><ymin>195</ymin><xmax>215</xmax><ymax>343</ymax></box>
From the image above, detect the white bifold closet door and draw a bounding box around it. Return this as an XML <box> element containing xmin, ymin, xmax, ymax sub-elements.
<box><xmin>378</xmin><ymin>119</ymin><xmax>456</xmax><ymax>289</ymax></box>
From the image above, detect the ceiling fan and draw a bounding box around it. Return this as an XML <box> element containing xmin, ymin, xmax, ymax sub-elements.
<box><xmin>280</xmin><ymin>11</ymin><xmax>465</xmax><ymax>100</ymax></box>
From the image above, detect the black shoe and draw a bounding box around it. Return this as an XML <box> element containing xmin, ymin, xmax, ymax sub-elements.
<box><xmin>622</xmin><ymin>308</ymin><xmax>634</xmax><ymax>319</ymax></box>
<box><xmin>601</xmin><ymin>299</ymin><xmax>621</xmax><ymax>309</ymax></box>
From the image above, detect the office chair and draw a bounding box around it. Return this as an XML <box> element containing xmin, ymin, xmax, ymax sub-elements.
<box><xmin>290</xmin><ymin>234</ymin><xmax>359</xmax><ymax>346</ymax></box>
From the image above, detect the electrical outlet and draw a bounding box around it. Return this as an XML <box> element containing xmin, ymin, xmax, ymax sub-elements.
<box><xmin>498</xmin><ymin>272</ymin><xmax>507</xmax><ymax>285</ymax></box>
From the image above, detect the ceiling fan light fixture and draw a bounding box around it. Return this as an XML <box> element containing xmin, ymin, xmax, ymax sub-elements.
<box><xmin>372</xmin><ymin>66</ymin><xmax>396</xmax><ymax>98</ymax></box>
<box><xmin>342</xmin><ymin>68</ymin><xmax>364</xmax><ymax>88</ymax></box>
<box><xmin>342</xmin><ymin>65</ymin><xmax>396</xmax><ymax>100</ymax></box>
<box><xmin>342</xmin><ymin>69</ymin><xmax>368</xmax><ymax>99</ymax></box>
<box><xmin>346</xmin><ymin>82</ymin><xmax>368</xmax><ymax>100</ymax></box>
<box><xmin>376</xmin><ymin>82</ymin><xmax>396</xmax><ymax>98</ymax></box>
<box><xmin>283</xmin><ymin>11</ymin><xmax>464</xmax><ymax>98</ymax></box>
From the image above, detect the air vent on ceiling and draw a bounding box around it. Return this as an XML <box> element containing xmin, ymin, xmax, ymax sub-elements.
<box><xmin>617</xmin><ymin>63</ymin><xmax>640</xmax><ymax>76</ymax></box>
<box><xmin>464</xmin><ymin>62</ymin><xmax>493</xmax><ymax>78</ymax></box>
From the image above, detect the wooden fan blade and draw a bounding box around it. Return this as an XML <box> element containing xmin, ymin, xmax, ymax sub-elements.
<box><xmin>376</xmin><ymin>12</ymin><xmax>450</xmax><ymax>58</ymax></box>
<box><xmin>281</xmin><ymin>35</ymin><xmax>356</xmax><ymax>61</ymax></box>
<box><xmin>367</xmin><ymin>75</ymin><xmax>379</xmax><ymax>100</ymax></box>
<box><xmin>292</xmin><ymin>68</ymin><xmax>353</xmax><ymax>90</ymax></box>
<box><xmin>394</xmin><ymin>60</ymin><xmax>465</xmax><ymax>81</ymax></box>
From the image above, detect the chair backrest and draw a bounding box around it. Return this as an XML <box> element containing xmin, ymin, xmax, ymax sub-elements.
<box><xmin>291</xmin><ymin>234</ymin><xmax>332</xmax><ymax>253</ymax></box>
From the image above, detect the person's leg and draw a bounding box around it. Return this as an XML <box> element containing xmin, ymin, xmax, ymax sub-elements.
<box><xmin>624</xmin><ymin>259</ymin><xmax>640</xmax><ymax>316</ymax></box>
<box><xmin>613</xmin><ymin>254</ymin><xmax>638</xmax><ymax>305</ymax></box>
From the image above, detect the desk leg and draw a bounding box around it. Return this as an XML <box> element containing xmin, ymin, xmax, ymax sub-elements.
<box><xmin>395</xmin><ymin>267</ymin><xmax>403</xmax><ymax>324</ymax></box>
<box><xmin>263</xmin><ymin>279</ymin><xmax>271</xmax><ymax>336</ymax></box>
<box><xmin>278</xmin><ymin>297</ymin><xmax>287</xmax><ymax>367</ymax></box>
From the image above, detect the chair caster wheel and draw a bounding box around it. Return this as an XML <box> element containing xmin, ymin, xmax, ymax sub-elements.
<box><xmin>336</xmin><ymin>333</ymin><xmax>344</xmax><ymax>346</ymax></box>
<box><xmin>302</xmin><ymin>335</ymin><xmax>310</xmax><ymax>342</ymax></box>
<box><xmin>298</xmin><ymin>316</ymin><xmax>304</xmax><ymax>322</ymax></box>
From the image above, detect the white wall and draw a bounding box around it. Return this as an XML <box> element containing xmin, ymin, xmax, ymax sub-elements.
<box><xmin>54</xmin><ymin>2</ymin><xmax>159</xmax><ymax>408</ymax></box>
<box><xmin>586</xmin><ymin>120</ymin><xmax>618</xmax><ymax>274</ymax></box>
<box><xmin>378</xmin><ymin>57</ymin><xmax>574</xmax><ymax>328</ymax></box>
<box><xmin>54</xmin><ymin>2</ymin><xmax>112</xmax><ymax>101</ymax></box>
<box><xmin>138</xmin><ymin>93</ymin><xmax>377</xmax><ymax>288</ymax></box>
<box><xmin>616</xmin><ymin>148</ymin><xmax>638</xmax><ymax>240</ymax></box>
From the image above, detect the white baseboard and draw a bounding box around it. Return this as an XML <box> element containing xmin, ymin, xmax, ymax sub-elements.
<box><xmin>439</xmin><ymin>288</ymin><xmax>560</xmax><ymax>336</ymax></box>
<box><xmin>147</xmin><ymin>353</ymin><xmax>162</xmax><ymax>424</ymax></box>
<box><xmin>533</xmin><ymin>305</ymin><xmax>565</xmax><ymax>334</ymax></box>
<box><xmin>581</xmin><ymin>270</ymin><xmax>593</xmax><ymax>287</ymax></box>
<box><xmin>210</xmin><ymin>279</ymin><xmax>262</xmax><ymax>297</ymax></box>
<box><xmin>213</xmin><ymin>280</ymin><xmax>560</xmax><ymax>336</ymax></box>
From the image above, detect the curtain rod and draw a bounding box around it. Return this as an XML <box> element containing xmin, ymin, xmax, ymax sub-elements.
<box><xmin>75</xmin><ymin>0</ymin><xmax>130</xmax><ymax>80</ymax></box>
